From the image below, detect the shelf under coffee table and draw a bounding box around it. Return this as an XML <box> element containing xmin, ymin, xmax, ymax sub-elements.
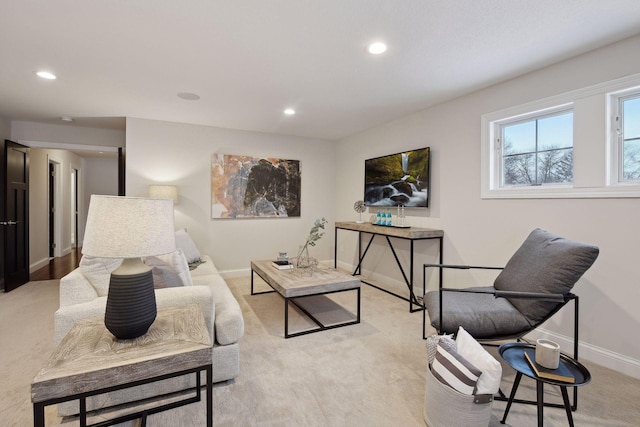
<box><xmin>250</xmin><ymin>260</ymin><xmax>361</xmax><ymax>338</ymax></box>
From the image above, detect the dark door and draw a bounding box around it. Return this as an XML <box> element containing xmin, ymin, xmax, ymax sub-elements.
<box><xmin>49</xmin><ymin>162</ymin><xmax>55</xmax><ymax>257</ymax></box>
<box><xmin>73</xmin><ymin>168</ymin><xmax>78</xmax><ymax>248</ymax></box>
<box><xmin>1</xmin><ymin>140</ymin><xmax>30</xmax><ymax>292</ymax></box>
<box><xmin>118</xmin><ymin>147</ymin><xmax>125</xmax><ymax>196</ymax></box>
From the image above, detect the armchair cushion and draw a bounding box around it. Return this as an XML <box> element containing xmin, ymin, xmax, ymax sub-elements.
<box><xmin>494</xmin><ymin>228</ymin><xmax>599</xmax><ymax>324</ymax></box>
<box><xmin>424</xmin><ymin>286</ymin><xmax>531</xmax><ymax>338</ymax></box>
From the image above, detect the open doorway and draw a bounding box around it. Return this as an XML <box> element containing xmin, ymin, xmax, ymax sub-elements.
<box><xmin>48</xmin><ymin>159</ymin><xmax>62</xmax><ymax>258</ymax></box>
<box><xmin>71</xmin><ymin>167</ymin><xmax>78</xmax><ymax>249</ymax></box>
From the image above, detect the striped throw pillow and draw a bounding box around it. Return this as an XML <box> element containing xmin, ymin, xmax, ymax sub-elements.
<box><xmin>431</xmin><ymin>342</ymin><xmax>482</xmax><ymax>395</ymax></box>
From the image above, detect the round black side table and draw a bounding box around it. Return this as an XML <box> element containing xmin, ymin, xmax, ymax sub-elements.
<box><xmin>499</xmin><ymin>342</ymin><xmax>591</xmax><ymax>427</ymax></box>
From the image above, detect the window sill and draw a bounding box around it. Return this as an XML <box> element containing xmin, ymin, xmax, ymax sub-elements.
<box><xmin>481</xmin><ymin>184</ymin><xmax>640</xmax><ymax>199</ymax></box>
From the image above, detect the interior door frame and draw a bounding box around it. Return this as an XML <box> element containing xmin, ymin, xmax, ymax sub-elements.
<box><xmin>2</xmin><ymin>139</ymin><xmax>30</xmax><ymax>291</ymax></box>
<box><xmin>47</xmin><ymin>156</ymin><xmax>63</xmax><ymax>258</ymax></box>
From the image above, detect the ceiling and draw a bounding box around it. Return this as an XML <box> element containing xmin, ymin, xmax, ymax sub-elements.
<box><xmin>2</xmin><ymin>1</ymin><xmax>640</xmax><ymax>141</ymax></box>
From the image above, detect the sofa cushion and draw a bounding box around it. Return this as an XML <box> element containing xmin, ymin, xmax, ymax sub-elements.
<box><xmin>189</xmin><ymin>255</ymin><xmax>218</xmax><ymax>277</ymax></box>
<box><xmin>157</xmin><ymin>249</ymin><xmax>193</xmax><ymax>286</ymax></box>
<box><xmin>175</xmin><ymin>228</ymin><xmax>202</xmax><ymax>263</ymax></box>
<box><xmin>144</xmin><ymin>256</ymin><xmax>184</xmax><ymax>288</ymax></box>
<box><xmin>494</xmin><ymin>228</ymin><xmax>599</xmax><ymax>324</ymax></box>
<box><xmin>79</xmin><ymin>256</ymin><xmax>123</xmax><ymax>297</ymax></box>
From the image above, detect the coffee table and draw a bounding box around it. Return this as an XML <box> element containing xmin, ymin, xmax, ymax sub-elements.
<box><xmin>251</xmin><ymin>260</ymin><xmax>361</xmax><ymax>338</ymax></box>
<box><xmin>31</xmin><ymin>304</ymin><xmax>213</xmax><ymax>427</ymax></box>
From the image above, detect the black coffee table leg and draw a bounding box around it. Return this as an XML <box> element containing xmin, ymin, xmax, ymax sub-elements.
<box><xmin>501</xmin><ymin>372</ymin><xmax>523</xmax><ymax>424</ymax></box>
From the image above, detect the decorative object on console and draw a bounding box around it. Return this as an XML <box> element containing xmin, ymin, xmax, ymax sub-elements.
<box><xmin>364</xmin><ymin>147</ymin><xmax>430</xmax><ymax>208</ymax></box>
<box><xmin>211</xmin><ymin>153</ymin><xmax>301</xmax><ymax>219</ymax></box>
<box><xmin>148</xmin><ymin>185</ymin><xmax>179</xmax><ymax>204</ymax></box>
<box><xmin>353</xmin><ymin>200</ymin><xmax>366</xmax><ymax>223</ymax></box>
<box><xmin>82</xmin><ymin>195</ymin><xmax>176</xmax><ymax>339</ymax></box>
<box><xmin>295</xmin><ymin>217</ymin><xmax>327</xmax><ymax>270</ymax></box>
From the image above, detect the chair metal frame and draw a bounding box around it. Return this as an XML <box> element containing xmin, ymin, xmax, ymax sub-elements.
<box><xmin>422</xmin><ymin>263</ymin><xmax>581</xmax><ymax>411</ymax></box>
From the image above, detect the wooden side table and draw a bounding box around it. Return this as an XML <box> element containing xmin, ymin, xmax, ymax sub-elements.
<box><xmin>499</xmin><ymin>342</ymin><xmax>591</xmax><ymax>427</ymax></box>
<box><xmin>31</xmin><ymin>304</ymin><xmax>213</xmax><ymax>427</ymax></box>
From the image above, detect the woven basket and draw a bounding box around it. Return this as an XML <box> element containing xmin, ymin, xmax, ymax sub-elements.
<box><xmin>423</xmin><ymin>366</ymin><xmax>493</xmax><ymax>427</ymax></box>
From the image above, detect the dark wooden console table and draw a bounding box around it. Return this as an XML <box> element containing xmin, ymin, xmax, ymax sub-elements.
<box><xmin>334</xmin><ymin>221</ymin><xmax>443</xmax><ymax>312</ymax></box>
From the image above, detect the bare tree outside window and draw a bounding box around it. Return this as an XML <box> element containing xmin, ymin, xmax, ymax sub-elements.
<box><xmin>621</xmin><ymin>96</ymin><xmax>640</xmax><ymax>181</ymax></box>
<box><xmin>501</xmin><ymin>111</ymin><xmax>573</xmax><ymax>186</ymax></box>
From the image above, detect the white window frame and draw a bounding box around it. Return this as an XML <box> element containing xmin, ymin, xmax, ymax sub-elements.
<box><xmin>482</xmin><ymin>72</ymin><xmax>640</xmax><ymax>199</ymax></box>
<box><xmin>608</xmin><ymin>86</ymin><xmax>640</xmax><ymax>186</ymax></box>
<box><xmin>495</xmin><ymin>105</ymin><xmax>574</xmax><ymax>189</ymax></box>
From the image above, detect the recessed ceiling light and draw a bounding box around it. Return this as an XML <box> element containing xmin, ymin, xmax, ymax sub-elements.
<box><xmin>366</xmin><ymin>42</ymin><xmax>387</xmax><ymax>55</ymax></box>
<box><xmin>284</xmin><ymin>108</ymin><xmax>296</xmax><ymax>116</ymax></box>
<box><xmin>36</xmin><ymin>70</ymin><xmax>57</xmax><ymax>80</ymax></box>
<box><xmin>177</xmin><ymin>92</ymin><xmax>200</xmax><ymax>101</ymax></box>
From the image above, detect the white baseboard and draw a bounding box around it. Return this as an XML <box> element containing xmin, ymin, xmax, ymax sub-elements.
<box><xmin>220</xmin><ymin>268</ymin><xmax>251</xmax><ymax>279</ymax></box>
<box><xmin>523</xmin><ymin>329</ymin><xmax>640</xmax><ymax>380</ymax></box>
<box><xmin>30</xmin><ymin>257</ymin><xmax>51</xmax><ymax>273</ymax></box>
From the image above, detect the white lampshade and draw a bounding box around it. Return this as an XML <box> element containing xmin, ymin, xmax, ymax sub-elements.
<box><xmin>83</xmin><ymin>195</ymin><xmax>176</xmax><ymax>258</ymax></box>
<box><xmin>148</xmin><ymin>185</ymin><xmax>178</xmax><ymax>204</ymax></box>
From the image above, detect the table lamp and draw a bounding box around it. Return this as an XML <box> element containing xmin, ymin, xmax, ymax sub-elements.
<box><xmin>82</xmin><ymin>195</ymin><xmax>176</xmax><ymax>339</ymax></box>
<box><xmin>148</xmin><ymin>185</ymin><xmax>179</xmax><ymax>204</ymax></box>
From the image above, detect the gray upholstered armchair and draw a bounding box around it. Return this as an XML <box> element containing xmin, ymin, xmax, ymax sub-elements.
<box><xmin>422</xmin><ymin>228</ymin><xmax>599</xmax><ymax>361</ymax></box>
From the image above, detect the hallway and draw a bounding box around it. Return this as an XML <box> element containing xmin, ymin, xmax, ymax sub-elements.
<box><xmin>29</xmin><ymin>248</ymin><xmax>81</xmax><ymax>282</ymax></box>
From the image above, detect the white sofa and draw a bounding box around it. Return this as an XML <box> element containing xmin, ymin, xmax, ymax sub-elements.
<box><xmin>54</xmin><ymin>250</ymin><xmax>244</xmax><ymax>416</ymax></box>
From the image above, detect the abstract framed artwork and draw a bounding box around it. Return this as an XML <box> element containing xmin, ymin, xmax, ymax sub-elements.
<box><xmin>211</xmin><ymin>153</ymin><xmax>301</xmax><ymax>219</ymax></box>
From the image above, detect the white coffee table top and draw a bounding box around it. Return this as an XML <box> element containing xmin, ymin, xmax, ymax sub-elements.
<box><xmin>251</xmin><ymin>260</ymin><xmax>360</xmax><ymax>298</ymax></box>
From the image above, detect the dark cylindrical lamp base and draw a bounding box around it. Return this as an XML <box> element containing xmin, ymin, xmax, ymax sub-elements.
<box><xmin>104</xmin><ymin>269</ymin><xmax>157</xmax><ymax>339</ymax></box>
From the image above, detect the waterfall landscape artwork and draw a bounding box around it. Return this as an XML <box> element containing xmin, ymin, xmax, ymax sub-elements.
<box><xmin>211</xmin><ymin>153</ymin><xmax>301</xmax><ymax>219</ymax></box>
<box><xmin>364</xmin><ymin>147</ymin><xmax>430</xmax><ymax>207</ymax></box>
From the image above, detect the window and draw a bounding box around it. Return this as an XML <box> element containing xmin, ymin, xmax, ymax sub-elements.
<box><xmin>615</xmin><ymin>92</ymin><xmax>640</xmax><ymax>182</ymax></box>
<box><xmin>482</xmin><ymin>72</ymin><xmax>640</xmax><ymax>199</ymax></box>
<box><xmin>500</xmin><ymin>109</ymin><xmax>573</xmax><ymax>187</ymax></box>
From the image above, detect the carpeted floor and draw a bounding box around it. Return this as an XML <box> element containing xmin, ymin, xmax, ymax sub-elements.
<box><xmin>1</xmin><ymin>278</ymin><xmax>638</xmax><ymax>426</ymax></box>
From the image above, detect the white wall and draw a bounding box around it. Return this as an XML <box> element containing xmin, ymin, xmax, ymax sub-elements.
<box><xmin>335</xmin><ymin>35</ymin><xmax>640</xmax><ymax>377</ymax></box>
<box><xmin>10</xmin><ymin>121</ymin><xmax>124</xmax><ymax>270</ymax></box>
<box><xmin>28</xmin><ymin>149</ymin><xmax>84</xmax><ymax>271</ymax></box>
<box><xmin>0</xmin><ymin>116</ymin><xmax>10</xmax><ymax>140</ymax></box>
<box><xmin>125</xmin><ymin>118</ymin><xmax>336</xmax><ymax>274</ymax></box>
<box><xmin>81</xmin><ymin>156</ymin><xmax>119</xmax><ymax>246</ymax></box>
<box><xmin>11</xmin><ymin>121</ymin><xmax>125</xmax><ymax>148</ymax></box>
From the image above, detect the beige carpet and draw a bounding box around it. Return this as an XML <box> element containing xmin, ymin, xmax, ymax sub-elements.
<box><xmin>1</xmin><ymin>278</ymin><xmax>638</xmax><ymax>426</ymax></box>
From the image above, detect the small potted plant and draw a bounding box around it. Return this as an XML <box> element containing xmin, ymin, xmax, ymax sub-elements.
<box><xmin>296</xmin><ymin>217</ymin><xmax>327</xmax><ymax>270</ymax></box>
